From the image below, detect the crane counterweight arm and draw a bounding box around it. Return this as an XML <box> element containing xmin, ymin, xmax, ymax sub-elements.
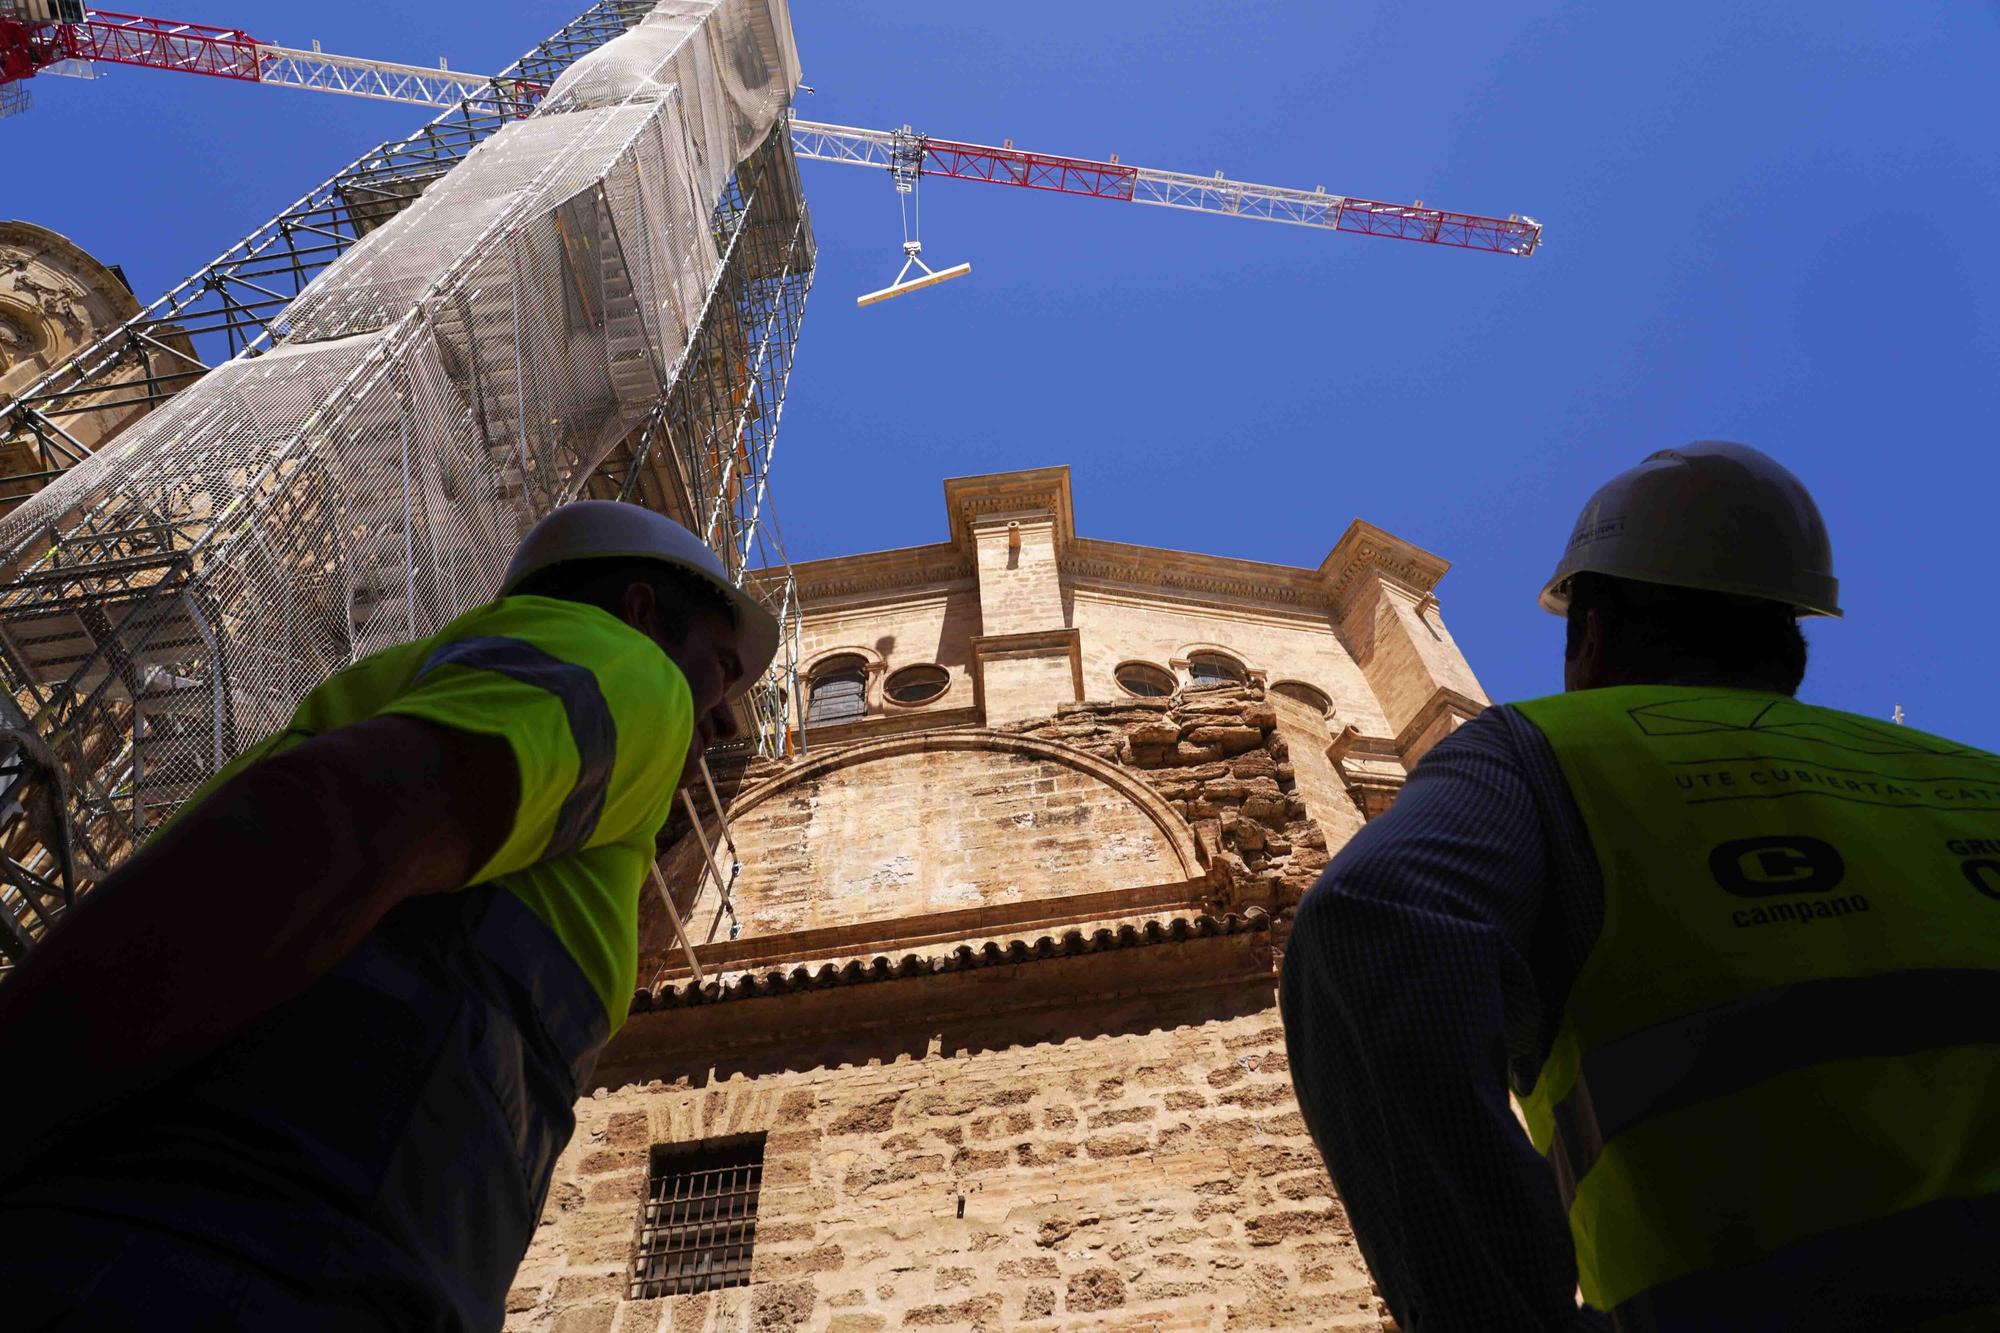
<box><xmin>790</xmin><ymin>119</ymin><xmax>1542</xmax><ymax>256</ymax></box>
<box><xmin>1</xmin><ymin>8</ymin><xmax>538</xmax><ymax>113</ymax></box>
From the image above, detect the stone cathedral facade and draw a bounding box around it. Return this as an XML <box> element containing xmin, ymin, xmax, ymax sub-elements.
<box><xmin>510</xmin><ymin>466</ymin><xmax>1488</xmax><ymax>1332</ymax></box>
<box><xmin>0</xmin><ymin>221</ymin><xmax>197</xmax><ymax>512</ymax></box>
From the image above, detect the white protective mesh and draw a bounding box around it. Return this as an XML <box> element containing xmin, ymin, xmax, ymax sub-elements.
<box><xmin>0</xmin><ymin>0</ymin><xmax>800</xmax><ymax>871</ymax></box>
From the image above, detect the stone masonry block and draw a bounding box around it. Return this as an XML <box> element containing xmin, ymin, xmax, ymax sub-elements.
<box><xmin>749</xmin><ymin>1280</ymin><xmax>816</xmax><ymax>1331</ymax></box>
<box><xmin>1186</xmin><ymin>725</ymin><xmax>1265</xmax><ymax>755</ymax></box>
<box><xmin>554</xmin><ymin>1275</ymin><xmax>624</xmax><ymax>1305</ymax></box>
<box><xmin>551</xmin><ymin>1306</ymin><xmax>615</xmax><ymax>1333</ymax></box>
<box><xmin>997</xmin><ymin>1256</ymin><xmax>1060</xmax><ymax>1279</ymax></box>
<box><xmin>1084</xmin><ymin>1133</ymin><xmax>1150</xmax><ymax>1159</ymax></box>
<box><xmin>906</xmin><ymin>1295</ymin><xmax>1003</xmax><ymax>1327</ymax></box>
<box><xmin>612</xmin><ymin>1299</ymin><xmax>662</xmax><ymax>1332</ymax></box>
<box><xmin>605</xmin><ymin>1113</ymin><xmax>648</xmax><ymax>1148</ymax></box>
<box><xmin>1066</xmin><ymin>1266</ymin><xmax>1127</xmax><ymax>1312</ymax></box>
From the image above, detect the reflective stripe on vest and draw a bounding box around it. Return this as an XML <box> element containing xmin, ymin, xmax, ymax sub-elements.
<box><xmin>1510</xmin><ymin>686</ymin><xmax>2000</xmax><ymax>1315</ymax></box>
<box><xmin>414</xmin><ymin>635</ymin><xmax>617</xmax><ymax>860</ymax></box>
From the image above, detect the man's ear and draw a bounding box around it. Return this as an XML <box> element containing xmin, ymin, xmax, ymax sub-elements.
<box><xmin>1566</xmin><ymin>608</ymin><xmax>1607</xmax><ymax>692</ymax></box>
<box><xmin>618</xmin><ymin>579</ymin><xmax>660</xmax><ymax>638</ymax></box>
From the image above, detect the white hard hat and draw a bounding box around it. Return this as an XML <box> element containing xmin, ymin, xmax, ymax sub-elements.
<box><xmin>501</xmin><ymin>500</ymin><xmax>781</xmax><ymax>695</ymax></box>
<box><xmin>1540</xmin><ymin>441</ymin><xmax>1841</xmax><ymax>618</ymax></box>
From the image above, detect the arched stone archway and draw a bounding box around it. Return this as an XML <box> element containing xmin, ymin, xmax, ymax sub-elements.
<box><xmin>664</xmin><ymin>729</ymin><xmax>1203</xmax><ymax>943</ymax></box>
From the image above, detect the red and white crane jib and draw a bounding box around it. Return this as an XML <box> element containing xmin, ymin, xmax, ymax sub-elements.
<box><xmin>0</xmin><ymin>6</ymin><xmax>536</xmax><ymax>114</ymax></box>
<box><xmin>789</xmin><ymin>119</ymin><xmax>1542</xmax><ymax>257</ymax></box>
<box><xmin>0</xmin><ymin>7</ymin><xmax>1543</xmax><ymax>258</ymax></box>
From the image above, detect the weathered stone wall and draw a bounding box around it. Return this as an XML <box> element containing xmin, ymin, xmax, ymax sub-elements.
<box><xmin>798</xmin><ymin>586</ymin><xmax>983</xmax><ymax>722</ymax></box>
<box><xmin>1263</xmin><ymin>690</ymin><xmax>1365</xmax><ymax>854</ymax></box>
<box><xmin>1335</xmin><ymin>581</ymin><xmax>1484</xmax><ymax>739</ymax></box>
<box><xmin>1003</xmin><ymin>684</ymin><xmax>1339</xmax><ymax>923</ymax></box>
<box><xmin>692</xmin><ymin>742</ymin><xmax>1191</xmax><ymax>939</ymax></box>
<box><xmin>1065</xmin><ymin>586</ymin><xmax>1395</xmax><ymax>737</ymax></box>
<box><xmin>597</xmin><ymin>471</ymin><xmax>1484</xmax><ymax>1331</ymax></box>
<box><xmin>514</xmin><ymin>991</ymin><xmax>1384</xmax><ymax>1333</ymax></box>
<box><xmin>971</xmin><ymin>514</ymin><xmax>1063</xmax><ymax>637</ymax></box>
<box><xmin>978</xmin><ymin>650</ymin><xmax>1079</xmax><ymax>727</ymax></box>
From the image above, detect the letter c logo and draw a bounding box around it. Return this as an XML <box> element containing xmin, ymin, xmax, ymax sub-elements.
<box><xmin>1709</xmin><ymin>836</ymin><xmax>1846</xmax><ymax>898</ymax></box>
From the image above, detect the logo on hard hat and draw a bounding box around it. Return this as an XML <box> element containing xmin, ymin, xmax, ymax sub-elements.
<box><xmin>1709</xmin><ymin>836</ymin><xmax>1846</xmax><ymax>898</ymax></box>
<box><xmin>1564</xmin><ymin>515</ymin><xmax>1625</xmax><ymax>552</ymax></box>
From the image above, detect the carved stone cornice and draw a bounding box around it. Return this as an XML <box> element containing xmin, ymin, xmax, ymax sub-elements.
<box><xmin>1342</xmin><ymin>766</ymin><xmax>1406</xmax><ymax>822</ymax></box>
<box><xmin>1318</xmin><ymin>519</ymin><xmax>1452</xmax><ymax>615</ymax></box>
<box><xmin>1061</xmin><ymin>538</ymin><xmax>1327</xmax><ymax>611</ymax></box>
<box><xmin>944</xmin><ymin>465</ymin><xmax>1075</xmax><ymax>554</ymax></box>
<box><xmin>779</xmin><ymin>541</ymin><xmax>975</xmax><ymax>605</ymax></box>
<box><xmin>774</xmin><ymin>476</ymin><xmax>1453</xmax><ymax>620</ymax></box>
<box><xmin>1392</xmin><ymin>687</ymin><xmax>1487</xmax><ymax>761</ymax></box>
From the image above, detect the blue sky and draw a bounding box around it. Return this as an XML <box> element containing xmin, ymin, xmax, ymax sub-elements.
<box><xmin>8</xmin><ymin>2</ymin><xmax>1996</xmax><ymax>744</ymax></box>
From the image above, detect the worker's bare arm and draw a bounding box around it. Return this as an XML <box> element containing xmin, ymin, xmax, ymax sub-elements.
<box><xmin>0</xmin><ymin>715</ymin><xmax>517</xmax><ymax>1183</ymax></box>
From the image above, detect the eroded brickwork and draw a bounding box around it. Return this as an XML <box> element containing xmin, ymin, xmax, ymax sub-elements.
<box><xmin>1001</xmin><ymin>685</ymin><xmax>1334</xmax><ymax>922</ymax></box>
<box><xmin>514</xmin><ymin>995</ymin><xmax>1384</xmax><ymax>1333</ymax></box>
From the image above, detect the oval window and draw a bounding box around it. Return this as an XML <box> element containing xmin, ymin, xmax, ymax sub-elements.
<box><xmin>807</xmin><ymin>655</ymin><xmax>868</xmax><ymax>724</ymax></box>
<box><xmin>1115</xmin><ymin>662</ymin><xmax>1176</xmax><ymax>698</ymax></box>
<box><xmin>1187</xmin><ymin>652</ymin><xmax>1247</xmax><ymax>690</ymax></box>
<box><xmin>884</xmin><ymin>663</ymin><xmax>950</xmax><ymax>705</ymax></box>
<box><xmin>1271</xmin><ymin>680</ymin><xmax>1332</xmax><ymax>715</ymax></box>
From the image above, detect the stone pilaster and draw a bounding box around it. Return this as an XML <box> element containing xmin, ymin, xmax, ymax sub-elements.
<box><xmin>946</xmin><ymin>467</ymin><xmax>1079</xmax><ymax>722</ymax></box>
<box><xmin>1319</xmin><ymin>520</ymin><xmax>1488</xmax><ymax>749</ymax></box>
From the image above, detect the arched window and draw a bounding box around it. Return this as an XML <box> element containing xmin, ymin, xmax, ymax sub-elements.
<box><xmin>1186</xmin><ymin>652</ymin><xmax>1246</xmax><ymax>690</ymax></box>
<box><xmin>1271</xmin><ymin>680</ymin><xmax>1332</xmax><ymax>715</ymax></box>
<box><xmin>1115</xmin><ymin>661</ymin><xmax>1176</xmax><ymax>698</ymax></box>
<box><xmin>806</xmin><ymin>655</ymin><xmax>868</xmax><ymax>724</ymax></box>
<box><xmin>884</xmin><ymin>663</ymin><xmax>950</xmax><ymax>705</ymax></box>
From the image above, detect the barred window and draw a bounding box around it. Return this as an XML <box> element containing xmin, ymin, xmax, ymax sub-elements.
<box><xmin>629</xmin><ymin>1134</ymin><xmax>765</xmax><ymax>1299</ymax></box>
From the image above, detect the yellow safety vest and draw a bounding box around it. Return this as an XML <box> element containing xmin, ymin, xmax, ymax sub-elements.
<box><xmin>1510</xmin><ymin>686</ymin><xmax>2000</xmax><ymax>1317</ymax></box>
<box><xmin>181</xmin><ymin>594</ymin><xmax>692</xmax><ymax>1037</ymax></box>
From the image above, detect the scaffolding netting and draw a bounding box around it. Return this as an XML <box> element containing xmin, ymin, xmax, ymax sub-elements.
<box><xmin>0</xmin><ymin>0</ymin><xmax>810</xmax><ymax>918</ymax></box>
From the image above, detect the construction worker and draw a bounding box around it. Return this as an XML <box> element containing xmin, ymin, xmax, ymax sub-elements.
<box><xmin>1280</xmin><ymin>442</ymin><xmax>2000</xmax><ymax>1332</ymax></box>
<box><xmin>0</xmin><ymin>501</ymin><xmax>776</xmax><ymax>1330</ymax></box>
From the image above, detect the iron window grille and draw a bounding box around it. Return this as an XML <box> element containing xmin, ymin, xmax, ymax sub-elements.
<box><xmin>630</xmin><ymin>1133</ymin><xmax>766</xmax><ymax>1299</ymax></box>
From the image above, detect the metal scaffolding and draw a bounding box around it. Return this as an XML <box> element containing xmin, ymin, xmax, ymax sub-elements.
<box><xmin>0</xmin><ymin>1</ymin><xmax>650</xmax><ymax>513</ymax></box>
<box><xmin>0</xmin><ymin>0</ymin><xmax>813</xmax><ymax>966</ymax></box>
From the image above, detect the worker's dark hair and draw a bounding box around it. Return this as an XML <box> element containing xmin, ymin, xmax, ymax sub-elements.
<box><xmin>510</xmin><ymin>557</ymin><xmax>736</xmax><ymax>646</ymax></box>
<box><xmin>1564</xmin><ymin>572</ymin><xmax>1808</xmax><ymax>694</ymax></box>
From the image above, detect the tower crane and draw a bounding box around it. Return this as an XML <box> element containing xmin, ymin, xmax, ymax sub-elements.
<box><xmin>1</xmin><ymin>3</ymin><xmax>1543</xmax><ymax>303</ymax></box>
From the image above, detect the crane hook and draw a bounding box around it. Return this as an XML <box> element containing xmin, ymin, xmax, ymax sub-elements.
<box><xmin>857</xmin><ymin>126</ymin><xmax>971</xmax><ymax>307</ymax></box>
